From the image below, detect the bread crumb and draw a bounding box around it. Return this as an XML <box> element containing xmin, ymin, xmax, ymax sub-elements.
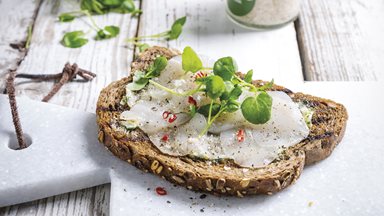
<box><xmin>308</xmin><ymin>201</ymin><xmax>314</xmax><ymax>207</ymax></box>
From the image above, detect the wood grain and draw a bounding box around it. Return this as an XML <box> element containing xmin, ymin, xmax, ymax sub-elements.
<box><xmin>0</xmin><ymin>184</ymin><xmax>110</xmax><ymax>216</ymax></box>
<box><xmin>296</xmin><ymin>0</ymin><xmax>384</xmax><ymax>81</ymax></box>
<box><xmin>1</xmin><ymin>0</ymin><xmax>383</xmax><ymax>215</ymax></box>
<box><xmin>0</xmin><ymin>0</ymin><xmax>41</xmax><ymax>92</ymax></box>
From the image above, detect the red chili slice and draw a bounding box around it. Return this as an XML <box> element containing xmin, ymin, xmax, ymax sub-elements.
<box><xmin>237</xmin><ymin>129</ymin><xmax>245</xmax><ymax>142</ymax></box>
<box><xmin>194</xmin><ymin>71</ymin><xmax>206</xmax><ymax>79</ymax></box>
<box><xmin>188</xmin><ymin>96</ymin><xmax>197</xmax><ymax>106</ymax></box>
<box><xmin>156</xmin><ymin>187</ymin><xmax>167</xmax><ymax>195</ymax></box>
<box><xmin>168</xmin><ymin>114</ymin><xmax>177</xmax><ymax>123</ymax></box>
<box><xmin>162</xmin><ymin>111</ymin><xmax>170</xmax><ymax>119</ymax></box>
<box><xmin>161</xmin><ymin>134</ymin><xmax>169</xmax><ymax>142</ymax></box>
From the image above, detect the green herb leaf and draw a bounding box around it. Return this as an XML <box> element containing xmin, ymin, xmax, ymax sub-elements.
<box><xmin>229</xmin><ymin>84</ymin><xmax>242</xmax><ymax>100</ymax></box>
<box><xmin>95</xmin><ymin>25</ymin><xmax>120</xmax><ymax>40</ymax></box>
<box><xmin>189</xmin><ymin>105</ymin><xmax>197</xmax><ymax>117</ymax></box>
<box><xmin>151</xmin><ymin>56</ymin><xmax>168</xmax><ymax>77</ymax></box>
<box><xmin>100</xmin><ymin>0</ymin><xmax>121</xmax><ymax>7</ymax></box>
<box><xmin>61</xmin><ymin>31</ymin><xmax>89</xmax><ymax>48</ymax></box>
<box><xmin>244</xmin><ymin>69</ymin><xmax>253</xmax><ymax>83</ymax></box>
<box><xmin>182</xmin><ymin>46</ymin><xmax>202</xmax><ymax>73</ymax></box>
<box><xmin>137</xmin><ymin>43</ymin><xmax>150</xmax><ymax>52</ymax></box>
<box><xmin>127</xmin><ymin>71</ymin><xmax>149</xmax><ymax>91</ymax></box>
<box><xmin>225</xmin><ymin>99</ymin><xmax>240</xmax><ymax>113</ymax></box>
<box><xmin>241</xmin><ymin>91</ymin><xmax>272</xmax><ymax>124</ymax></box>
<box><xmin>257</xmin><ymin>79</ymin><xmax>274</xmax><ymax>91</ymax></box>
<box><xmin>205</xmin><ymin>75</ymin><xmax>225</xmax><ymax>99</ymax></box>
<box><xmin>81</xmin><ymin>0</ymin><xmax>105</xmax><ymax>14</ymax></box>
<box><xmin>58</xmin><ymin>13</ymin><xmax>76</xmax><ymax>22</ymax></box>
<box><xmin>198</xmin><ymin>103</ymin><xmax>221</xmax><ymax>117</ymax></box>
<box><xmin>173</xmin><ymin>16</ymin><xmax>187</xmax><ymax>26</ymax></box>
<box><xmin>168</xmin><ymin>16</ymin><xmax>187</xmax><ymax>40</ymax></box>
<box><xmin>213</xmin><ymin>57</ymin><xmax>237</xmax><ymax>81</ymax></box>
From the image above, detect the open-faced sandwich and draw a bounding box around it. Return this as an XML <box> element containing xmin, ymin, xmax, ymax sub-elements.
<box><xmin>96</xmin><ymin>46</ymin><xmax>348</xmax><ymax>196</ymax></box>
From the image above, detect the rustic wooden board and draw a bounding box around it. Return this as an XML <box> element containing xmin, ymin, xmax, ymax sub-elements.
<box><xmin>1</xmin><ymin>0</ymin><xmax>383</xmax><ymax>215</ymax></box>
<box><xmin>14</xmin><ymin>0</ymin><xmax>139</xmax><ymax>112</ymax></box>
<box><xmin>0</xmin><ymin>0</ymin><xmax>41</xmax><ymax>92</ymax></box>
<box><xmin>296</xmin><ymin>0</ymin><xmax>384</xmax><ymax>81</ymax></box>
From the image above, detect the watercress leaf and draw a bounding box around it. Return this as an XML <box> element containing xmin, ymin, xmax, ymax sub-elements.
<box><xmin>189</xmin><ymin>105</ymin><xmax>196</xmax><ymax>117</ymax></box>
<box><xmin>206</xmin><ymin>75</ymin><xmax>225</xmax><ymax>99</ymax></box>
<box><xmin>130</xmin><ymin>9</ymin><xmax>142</xmax><ymax>16</ymax></box>
<box><xmin>244</xmin><ymin>69</ymin><xmax>253</xmax><ymax>83</ymax></box>
<box><xmin>257</xmin><ymin>79</ymin><xmax>274</xmax><ymax>91</ymax></box>
<box><xmin>173</xmin><ymin>16</ymin><xmax>187</xmax><ymax>26</ymax></box>
<box><xmin>95</xmin><ymin>25</ymin><xmax>120</xmax><ymax>40</ymax></box>
<box><xmin>168</xmin><ymin>23</ymin><xmax>183</xmax><ymax>40</ymax></box>
<box><xmin>137</xmin><ymin>43</ymin><xmax>150</xmax><ymax>52</ymax></box>
<box><xmin>100</xmin><ymin>0</ymin><xmax>121</xmax><ymax>7</ymax></box>
<box><xmin>241</xmin><ymin>91</ymin><xmax>272</xmax><ymax>124</ymax></box>
<box><xmin>58</xmin><ymin>13</ymin><xmax>76</xmax><ymax>22</ymax></box>
<box><xmin>127</xmin><ymin>72</ymin><xmax>149</xmax><ymax>91</ymax></box>
<box><xmin>81</xmin><ymin>0</ymin><xmax>105</xmax><ymax>14</ymax></box>
<box><xmin>168</xmin><ymin>16</ymin><xmax>187</xmax><ymax>40</ymax></box>
<box><xmin>220</xmin><ymin>81</ymin><xmax>234</xmax><ymax>100</ymax></box>
<box><xmin>229</xmin><ymin>84</ymin><xmax>242</xmax><ymax>100</ymax></box>
<box><xmin>213</xmin><ymin>57</ymin><xmax>237</xmax><ymax>81</ymax></box>
<box><xmin>182</xmin><ymin>46</ymin><xmax>202</xmax><ymax>73</ymax></box>
<box><xmin>61</xmin><ymin>31</ymin><xmax>89</xmax><ymax>48</ymax></box>
<box><xmin>198</xmin><ymin>103</ymin><xmax>221</xmax><ymax>117</ymax></box>
<box><xmin>152</xmin><ymin>56</ymin><xmax>168</xmax><ymax>76</ymax></box>
<box><xmin>226</xmin><ymin>99</ymin><xmax>240</xmax><ymax>113</ymax></box>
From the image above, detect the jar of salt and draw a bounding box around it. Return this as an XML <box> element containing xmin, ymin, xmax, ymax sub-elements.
<box><xmin>226</xmin><ymin>0</ymin><xmax>301</xmax><ymax>30</ymax></box>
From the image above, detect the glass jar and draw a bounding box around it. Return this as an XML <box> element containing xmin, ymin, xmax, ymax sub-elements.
<box><xmin>226</xmin><ymin>0</ymin><xmax>301</xmax><ymax>30</ymax></box>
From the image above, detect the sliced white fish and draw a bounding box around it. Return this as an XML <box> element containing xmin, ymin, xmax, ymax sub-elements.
<box><xmin>219</xmin><ymin>91</ymin><xmax>310</xmax><ymax>167</ymax></box>
<box><xmin>120</xmin><ymin>101</ymin><xmax>191</xmax><ymax>134</ymax></box>
<box><xmin>122</xmin><ymin>54</ymin><xmax>311</xmax><ymax>168</ymax></box>
<box><xmin>148</xmin><ymin>114</ymin><xmax>222</xmax><ymax>158</ymax></box>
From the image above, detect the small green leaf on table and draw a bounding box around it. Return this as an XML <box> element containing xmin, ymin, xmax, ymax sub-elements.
<box><xmin>61</xmin><ymin>31</ymin><xmax>89</xmax><ymax>48</ymax></box>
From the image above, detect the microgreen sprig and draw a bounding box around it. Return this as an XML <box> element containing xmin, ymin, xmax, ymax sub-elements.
<box><xmin>126</xmin><ymin>46</ymin><xmax>274</xmax><ymax>134</ymax></box>
<box><xmin>126</xmin><ymin>16</ymin><xmax>187</xmax><ymax>43</ymax></box>
<box><xmin>58</xmin><ymin>0</ymin><xmax>141</xmax><ymax>48</ymax></box>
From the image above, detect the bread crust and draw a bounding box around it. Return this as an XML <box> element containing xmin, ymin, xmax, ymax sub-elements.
<box><xmin>96</xmin><ymin>47</ymin><xmax>348</xmax><ymax>196</ymax></box>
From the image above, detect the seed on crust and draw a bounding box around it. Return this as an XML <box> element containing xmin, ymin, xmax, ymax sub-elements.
<box><xmin>225</xmin><ymin>187</ymin><xmax>232</xmax><ymax>191</ymax></box>
<box><xmin>236</xmin><ymin>191</ymin><xmax>244</xmax><ymax>198</ymax></box>
<box><xmin>205</xmin><ymin>179</ymin><xmax>213</xmax><ymax>191</ymax></box>
<box><xmin>98</xmin><ymin>130</ymin><xmax>104</xmax><ymax>142</ymax></box>
<box><xmin>156</xmin><ymin>166</ymin><xmax>163</xmax><ymax>174</ymax></box>
<box><xmin>215</xmin><ymin>178</ymin><xmax>226</xmax><ymax>190</ymax></box>
<box><xmin>151</xmin><ymin>160</ymin><xmax>160</xmax><ymax>171</ymax></box>
<box><xmin>274</xmin><ymin>180</ymin><xmax>281</xmax><ymax>189</ymax></box>
<box><xmin>187</xmin><ymin>185</ymin><xmax>193</xmax><ymax>190</ymax></box>
<box><xmin>240</xmin><ymin>178</ymin><xmax>250</xmax><ymax>188</ymax></box>
<box><xmin>172</xmin><ymin>176</ymin><xmax>185</xmax><ymax>184</ymax></box>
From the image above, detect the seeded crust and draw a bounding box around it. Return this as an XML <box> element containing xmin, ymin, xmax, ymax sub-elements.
<box><xmin>96</xmin><ymin>46</ymin><xmax>348</xmax><ymax>196</ymax></box>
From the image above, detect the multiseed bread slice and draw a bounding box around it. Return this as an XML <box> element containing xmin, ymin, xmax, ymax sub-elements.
<box><xmin>96</xmin><ymin>46</ymin><xmax>348</xmax><ymax>196</ymax></box>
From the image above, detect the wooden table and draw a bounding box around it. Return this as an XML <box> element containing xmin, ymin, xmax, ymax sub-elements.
<box><xmin>0</xmin><ymin>0</ymin><xmax>383</xmax><ymax>215</ymax></box>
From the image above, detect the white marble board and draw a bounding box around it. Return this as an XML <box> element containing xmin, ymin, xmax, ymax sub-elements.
<box><xmin>1</xmin><ymin>82</ymin><xmax>384</xmax><ymax>216</ymax></box>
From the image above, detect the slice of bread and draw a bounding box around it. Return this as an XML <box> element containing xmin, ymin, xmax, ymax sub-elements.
<box><xmin>96</xmin><ymin>46</ymin><xmax>348</xmax><ymax>196</ymax></box>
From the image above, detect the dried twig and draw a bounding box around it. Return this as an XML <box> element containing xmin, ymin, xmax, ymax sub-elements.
<box><xmin>6</xmin><ymin>69</ymin><xmax>27</xmax><ymax>149</ymax></box>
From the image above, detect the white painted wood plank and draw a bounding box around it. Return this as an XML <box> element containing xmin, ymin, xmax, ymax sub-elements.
<box><xmin>0</xmin><ymin>184</ymin><xmax>110</xmax><ymax>216</ymax></box>
<box><xmin>0</xmin><ymin>0</ymin><xmax>41</xmax><ymax>92</ymax></box>
<box><xmin>296</xmin><ymin>0</ymin><xmax>384</xmax><ymax>81</ymax></box>
<box><xmin>137</xmin><ymin>0</ymin><xmax>304</xmax><ymax>85</ymax></box>
<box><xmin>14</xmin><ymin>0</ymin><xmax>139</xmax><ymax>112</ymax></box>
